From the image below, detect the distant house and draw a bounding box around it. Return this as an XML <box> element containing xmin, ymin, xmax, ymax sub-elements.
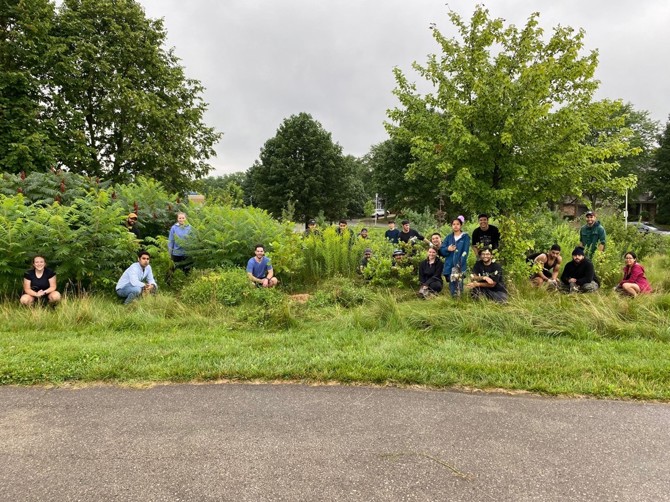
<box><xmin>559</xmin><ymin>192</ymin><xmax>657</xmax><ymax>221</ymax></box>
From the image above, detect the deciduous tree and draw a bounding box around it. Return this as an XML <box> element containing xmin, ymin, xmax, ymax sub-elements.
<box><xmin>650</xmin><ymin>118</ymin><xmax>670</xmax><ymax>223</ymax></box>
<box><xmin>49</xmin><ymin>0</ymin><xmax>220</xmax><ymax>192</ymax></box>
<box><xmin>247</xmin><ymin>113</ymin><xmax>350</xmax><ymax>222</ymax></box>
<box><xmin>388</xmin><ymin>6</ymin><xmax>636</xmax><ymax>216</ymax></box>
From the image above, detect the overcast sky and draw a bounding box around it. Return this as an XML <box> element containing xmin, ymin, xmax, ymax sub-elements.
<box><xmin>137</xmin><ymin>0</ymin><xmax>670</xmax><ymax>176</ymax></box>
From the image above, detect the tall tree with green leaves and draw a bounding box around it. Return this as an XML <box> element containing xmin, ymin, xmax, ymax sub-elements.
<box><xmin>247</xmin><ymin>113</ymin><xmax>351</xmax><ymax>222</ymax></box>
<box><xmin>650</xmin><ymin>118</ymin><xmax>670</xmax><ymax>224</ymax></box>
<box><xmin>387</xmin><ymin>6</ymin><xmax>636</xmax><ymax>216</ymax></box>
<box><xmin>49</xmin><ymin>0</ymin><xmax>220</xmax><ymax>192</ymax></box>
<box><xmin>0</xmin><ymin>0</ymin><xmax>57</xmax><ymax>173</ymax></box>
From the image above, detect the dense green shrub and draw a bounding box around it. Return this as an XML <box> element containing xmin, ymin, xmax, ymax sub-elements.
<box><xmin>180</xmin><ymin>268</ymin><xmax>255</xmax><ymax>306</ymax></box>
<box><xmin>184</xmin><ymin>204</ymin><xmax>302</xmax><ymax>275</ymax></box>
<box><xmin>0</xmin><ymin>192</ymin><xmax>137</xmax><ymax>296</ymax></box>
<box><xmin>0</xmin><ymin>170</ymin><xmax>110</xmax><ymax>205</ymax></box>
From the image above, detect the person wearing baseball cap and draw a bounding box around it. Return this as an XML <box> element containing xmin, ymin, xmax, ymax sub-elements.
<box><xmin>125</xmin><ymin>212</ymin><xmax>141</xmax><ymax>240</ymax></box>
<box><xmin>579</xmin><ymin>210</ymin><xmax>606</xmax><ymax>257</ymax></box>
<box><xmin>558</xmin><ymin>246</ymin><xmax>600</xmax><ymax>293</ymax></box>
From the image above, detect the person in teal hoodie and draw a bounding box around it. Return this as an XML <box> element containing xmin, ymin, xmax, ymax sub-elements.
<box><xmin>440</xmin><ymin>215</ymin><xmax>470</xmax><ymax>297</ymax></box>
<box><xmin>168</xmin><ymin>212</ymin><xmax>193</xmax><ymax>273</ymax></box>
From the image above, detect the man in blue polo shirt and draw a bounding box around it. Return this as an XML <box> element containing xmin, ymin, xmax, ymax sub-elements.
<box><xmin>246</xmin><ymin>244</ymin><xmax>278</xmax><ymax>288</ymax></box>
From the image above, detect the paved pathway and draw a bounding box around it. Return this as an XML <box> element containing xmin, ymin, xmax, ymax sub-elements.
<box><xmin>1</xmin><ymin>383</ymin><xmax>668</xmax><ymax>501</ymax></box>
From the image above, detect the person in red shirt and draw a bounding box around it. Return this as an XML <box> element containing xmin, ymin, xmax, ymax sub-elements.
<box><xmin>615</xmin><ymin>251</ymin><xmax>652</xmax><ymax>297</ymax></box>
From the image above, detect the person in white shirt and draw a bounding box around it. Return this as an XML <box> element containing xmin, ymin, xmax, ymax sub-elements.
<box><xmin>116</xmin><ymin>250</ymin><xmax>158</xmax><ymax>304</ymax></box>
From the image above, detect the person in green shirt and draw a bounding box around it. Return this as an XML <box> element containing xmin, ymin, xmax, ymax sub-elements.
<box><xmin>579</xmin><ymin>210</ymin><xmax>606</xmax><ymax>257</ymax></box>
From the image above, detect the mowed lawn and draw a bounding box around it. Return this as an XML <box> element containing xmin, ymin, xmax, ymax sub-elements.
<box><xmin>1</xmin><ymin>289</ymin><xmax>669</xmax><ymax>400</ymax></box>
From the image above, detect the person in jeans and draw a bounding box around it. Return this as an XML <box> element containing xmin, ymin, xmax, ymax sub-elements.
<box><xmin>440</xmin><ymin>216</ymin><xmax>470</xmax><ymax>297</ymax></box>
<box><xmin>116</xmin><ymin>250</ymin><xmax>158</xmax><ymax>304</ymax></box>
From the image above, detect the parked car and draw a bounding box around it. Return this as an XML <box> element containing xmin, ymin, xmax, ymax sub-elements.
<box><xmin>371</xmin><ymin>208</ymin><xmax>387</xmax><ymax>218</ymax></box>
<box><xmin>627</xmin><ymin>221</ymin><xmax>670</xmax><ymax>236</ymax></box>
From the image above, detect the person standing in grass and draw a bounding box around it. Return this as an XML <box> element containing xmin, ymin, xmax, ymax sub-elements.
<box><xmin>418</xmin><ymin>247</ymin><xmax>444</xmax><ymax>298</ymax></box>
<box><xmin>530</xmin><ymin>245</ymin><xmax>562</xmax><ymax>289</ymax></box>
<box><xmin>471</xmin><ymin>213</ymin><xmax>500</xmax><ymax>256</ymax></box>
<box><xmin>20</xmin><ymin>255</ymin><xmax>61</xmax><ymax>306</ymax></box>
<box><xmin>168</xmin><ymin>212</ymin><xmax>193</xmax><ymax>274</ymax></box>
<box><xmin>385</xmin><ymin>220</ymin><xmax>400</xmax><ymax>244</ymax></box>
<box><xmin>441</xmin><ymin>216</ymin><xmax>470</xmax><ymax>297</ymax></box>
<box><xmin>116</xmin><ymin>250</ymin><xmax>158</xmax><ymax>304</ymax></box>
<box><xmin>579</xmin><ymin>210</ymin><xmax>606</xmax><ymax>257</ymax></box>
<box><xmin>559</xmin><ymin>247</ymin><xmax>599</xmax><ymax>293</ymax></box>
<box><xmin>466</xmin><ymin>248</ymin><xmax>508</xmax><ymax>303</ymax></box>
<box><xmin>246</xmin><ymin>244</ymin><xmax>278</xmax><ymax>288</ymax></box>
<box><xmin>615</xmin><ymin>252</ymin><xmax>652</xmax><ymax>297</ymax></box>
<box><xmin>398</xmin><ymin>219</ymin><xmax>429</xmax><ymax>245</ymax></box>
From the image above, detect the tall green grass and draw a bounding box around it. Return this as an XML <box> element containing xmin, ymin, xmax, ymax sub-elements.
<box><xmin>1</xmin><ymin>283</ymin><xmax>669</xmax><ymax>399</ymax></box>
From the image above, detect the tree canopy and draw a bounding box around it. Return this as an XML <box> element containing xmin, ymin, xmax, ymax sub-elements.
<box><xmin>0</xmin><ymin>0</ymin><xmax>221</xmax><ymax>192</ymax></box>
<box><xmin>650</xmin><ymin>119</ymin><xmax>670</xmax><ymax>224</ymax></box>
<box><xmin>246</xmin><ymin>113</ymin><xmax>355</xmax><ymax>222</ymax></box>
<box><xmin>387</xmin><ymin>6</ymin><xmax>637</xmax><ymax>216</ymax></box>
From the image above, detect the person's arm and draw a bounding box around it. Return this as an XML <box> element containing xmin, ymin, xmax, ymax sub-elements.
<box><xmin>625</xmin><ymin>264</ymin><xmax>645</xmax><ymax>285</ymax></box>
<box><xmin>46</xmin><ymin>275</ymin><xmax>57</xmax><ymax>295</ymax></box>
<box><xmin>247</xmin><ymin>271</ymin><xmax>262</xmax><ymax>284</ymax></box>
<box><xmin>168</xmin><ymin>226</ymin><xmax>175</xmax><ymax>255</ymax></box>
<box><xmin>266</xmin><ymin>265</ymin><xmax>274</xmax><ymax>281</ymax></box>
<box><xmin>552</xmin><ymin>256</ymin><xmax>562</xmax><ymax>281</ymax></box>
<box><xmin>533</xmin><ymin>254</ymin><xmax>548</xmax><ymax>282</ymax></box>
<box><xmin>23</xmin><ymin>278</ymin><xmax>39</xmax><ymax>297</ymax></box>
<box><xmin>127</xmin><ymin>264</ymin><xmax>147</xmax><ymax>289</ymax></box>
<box><xmin>459</xmin><ymin>235</ymin><xmax>470</xmax><ymax>271</ymax></box>
<box><xmin>145</xmin><ymin>265</ymin><xmax>157</xmax><ymax>290</ymax></box>
<box><xmin>598</xmin><ymin>227</ymin><xmax>606</xmax><ymax>252</ymax></box>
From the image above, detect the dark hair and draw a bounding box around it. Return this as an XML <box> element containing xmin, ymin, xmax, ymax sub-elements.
<box><xmin>431</xmin><ymin>232</ymin><xmax>441</xmax><ymax>238</ymax></box>
<box><xmin>624</xmin><ymin>251</ymin><xmax>637</xmax><ymax>260</ymax></box>
<box><xmin>550</xmin><ymin>244</ymin><xmax>561</xmax><ymax>252</ymax></box>
<box><xmin>138</xmin><ymin>250</ymin><xmax>150</xmax><ymax>259</ymax></box>
<box><xmin>32</xmin><ymin>255</ymin><xmax>47</xmax><ymax>267</ymax></box>
<box><xmin>452</xmin><ymin>217</ymin><xmax>463</xmax><ymax>225</ymax></box>
<box><xmin>339</xmin><ymin>219</ymin><xmax>347</xmax><ymax>225</ymax></box>
<box><xmin>361</xmin><ymin>228</ymin><xmax>368</xmax><ymax>232</ymax></box>
<box><xmin>480</xmin><ymin>247</ymin><xmax>492</xmax><ymax>255</ymax></box>
<box><xmin>254</xmin><ymin>244</ymin><xmax>265</xmax><ymax>251</ymax></box>
<box><xmin>388</xmin><ymin>220</ymin><xmax>395</xmax><ymax>224</ymax></box>
<box><xmin>478</xmin><ymin>213</ymin><xmax>489</xmax><ymax>220</ymax></box>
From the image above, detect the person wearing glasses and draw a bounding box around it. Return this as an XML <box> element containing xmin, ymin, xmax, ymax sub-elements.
<box><xmin>615</xmin><ymin>251</ymin><xmax>651</xmax><ymax>297</ymax></box>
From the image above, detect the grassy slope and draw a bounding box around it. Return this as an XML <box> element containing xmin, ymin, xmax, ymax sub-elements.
<box><xmin>1</xmin><ymin>288</ymin><xmax>669</xmax><ymax>400</ymax></box>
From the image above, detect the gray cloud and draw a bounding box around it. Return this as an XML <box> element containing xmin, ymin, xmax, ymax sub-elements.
<box><xmin>138</xmin><ymin>0</ymin><xmax>670</xmax><ymax>175</ymax></box>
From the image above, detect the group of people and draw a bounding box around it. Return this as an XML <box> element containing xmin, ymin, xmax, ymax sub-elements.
<box><xmin>19</xmin><ymin>209</ymin><xmax>652</xmax><ymax>307</ymax></box>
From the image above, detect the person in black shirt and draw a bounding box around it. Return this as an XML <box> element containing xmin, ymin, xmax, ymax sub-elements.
<box><xmin>20</xmin><ymin>255</ymin><xmax>61</xmax><ymax>306</ymax></box>
<box><xmin>418</xmin><ymin>247</ymin><xmax>444</xmax><ymax>298</ymax></box>
<box><xmin>398</xmin><ymin>219</ymin><xmax>428</xmax><ymax>245</ymax></box>
<box><xmin>466</xmin><ymin>248</ymin><xmax>508</xmax><ymax>302</ymax></box>
<box><xmin>125</xmin><ymin>212</ymin><xmax>141</xmax><ymax>240</ymax></box>
<box><xmin>385</xmin><ymin>220</ymin><xmax>400</xmax><ymax>244</ymax></box>
<box><xmin>559</xmin><ymin>247</ymin><xmax>599</xmax><ymax>293</ymax></box>
<box><xmin>471</xmin><ymin>213</ymin><xmax>500</xmax><ymax>256</ymax></box>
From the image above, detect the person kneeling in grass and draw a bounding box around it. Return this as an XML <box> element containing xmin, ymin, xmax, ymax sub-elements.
<box><xmin>21</xmin><ymin>255</ymin><xmax>61</xmax><ymax>306</ymax></box>
<box><xmin>465</xmin><ymin>248</ymin><xmax>508</xmax><ymax>303</ymax></box>
<box><xmin>615</xmin><ymin>251</ymin><xmax>652</xmax><ymax>297</ymax></box>
<box><xmin>247</xmin><ymin>244</ymin><xmax>278</xmax><ymax>288</ymax></box>
<box><xmin>418</xmin><ymin>247</ymin><xmax>444</xmax><ymax>299</ymax></box>
<box><xmin>116</xmin><ymin>250</ymin><xmax>157</xmax><ymax>304</ymax></box>
<box><xmin>559</xmin><ymin>247</ymin><xmax>599</xmax><ymax>293</ymax></box>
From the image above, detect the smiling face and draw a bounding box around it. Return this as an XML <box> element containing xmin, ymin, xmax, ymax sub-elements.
<box><xmin>586</xmin><ymin>214</ymin><xmax>596</xmax><ymax>226</ymax></box>
<box><xmin>478</xmin><ymin>216</ymin><xmax>489</xmax><ymax>230</ymax></box>
<box><xmin>624</xmin><ymin>253</ymin><xmax>636</xmax><ymax>265</ymax></box>
<box><xmin>431</xmin><ymin>234</ymin><xmax>442</xmax><ymax>247</ymax></box>
<box><xmin>255</xmin><ymin>246</ymin><xmax>265</xmax><ymax>260</ymax></box>
<box><xmin>427</xmin><ymin>248</ymin><xmax>437</xmax><ymax>261</ymax></box>
<box><xmin>177</xmin><ymin>213</ymin><xmax>186</xmax><ymax>225</ymax></box>
<box><xmin>33</xmin><ymin>256</ymin><xmax>46</xmax><ymax>271</ymax></box>
<box><xmin>480</xmin><ymin>249</ymin><xmax>492</xmax><ymax>265</ymax></box>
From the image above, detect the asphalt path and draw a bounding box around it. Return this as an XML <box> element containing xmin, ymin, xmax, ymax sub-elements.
<box><xmin>1</xmin><ymin>383</ymin><xmax>668</xmax><ymax>501</ymax></box>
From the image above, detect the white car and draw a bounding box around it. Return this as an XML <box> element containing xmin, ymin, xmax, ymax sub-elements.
<box><xmin>371</xmin><ymin>208</ymin><xmax>387</xmax><ymax>218</ymax></box>
<box><xmin>628</xmin><ymin>222</ymin><xmax>670</xmax><ymax>236</ymax></box>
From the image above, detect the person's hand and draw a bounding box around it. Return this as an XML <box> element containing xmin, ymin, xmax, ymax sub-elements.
<box><xmin>569</xmin><ymin>278</ymin><xmax>577</xmax><ymax>283</ymax></box>
<box><xmin>465</xmin><ymin>282</ymin><xmax>475</xmax><ymax>289</ymax></box>
<box><xmin>37</xmin><ymin>290</ymin><xmax>45</xmax><ymax>297</ymax></box>
<box><xmin>448</xmin><ymin>244</ymin><xmax>456</xmax><ymax>252</ymax></box>
<box><xmin>484</xmin><ymin>277</ymin><xmax>494</xmax><ymax>285</ymax></box>
<box><xmin>261</xmin><ymin>278</ymin><xmax>269</xmax><ymax>288</ymax></box>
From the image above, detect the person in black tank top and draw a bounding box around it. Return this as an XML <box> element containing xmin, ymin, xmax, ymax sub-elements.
<box><xmin>530</xmin><ymin>245</ymin><xmax>562</xmax><ymax>288</ymax></box>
